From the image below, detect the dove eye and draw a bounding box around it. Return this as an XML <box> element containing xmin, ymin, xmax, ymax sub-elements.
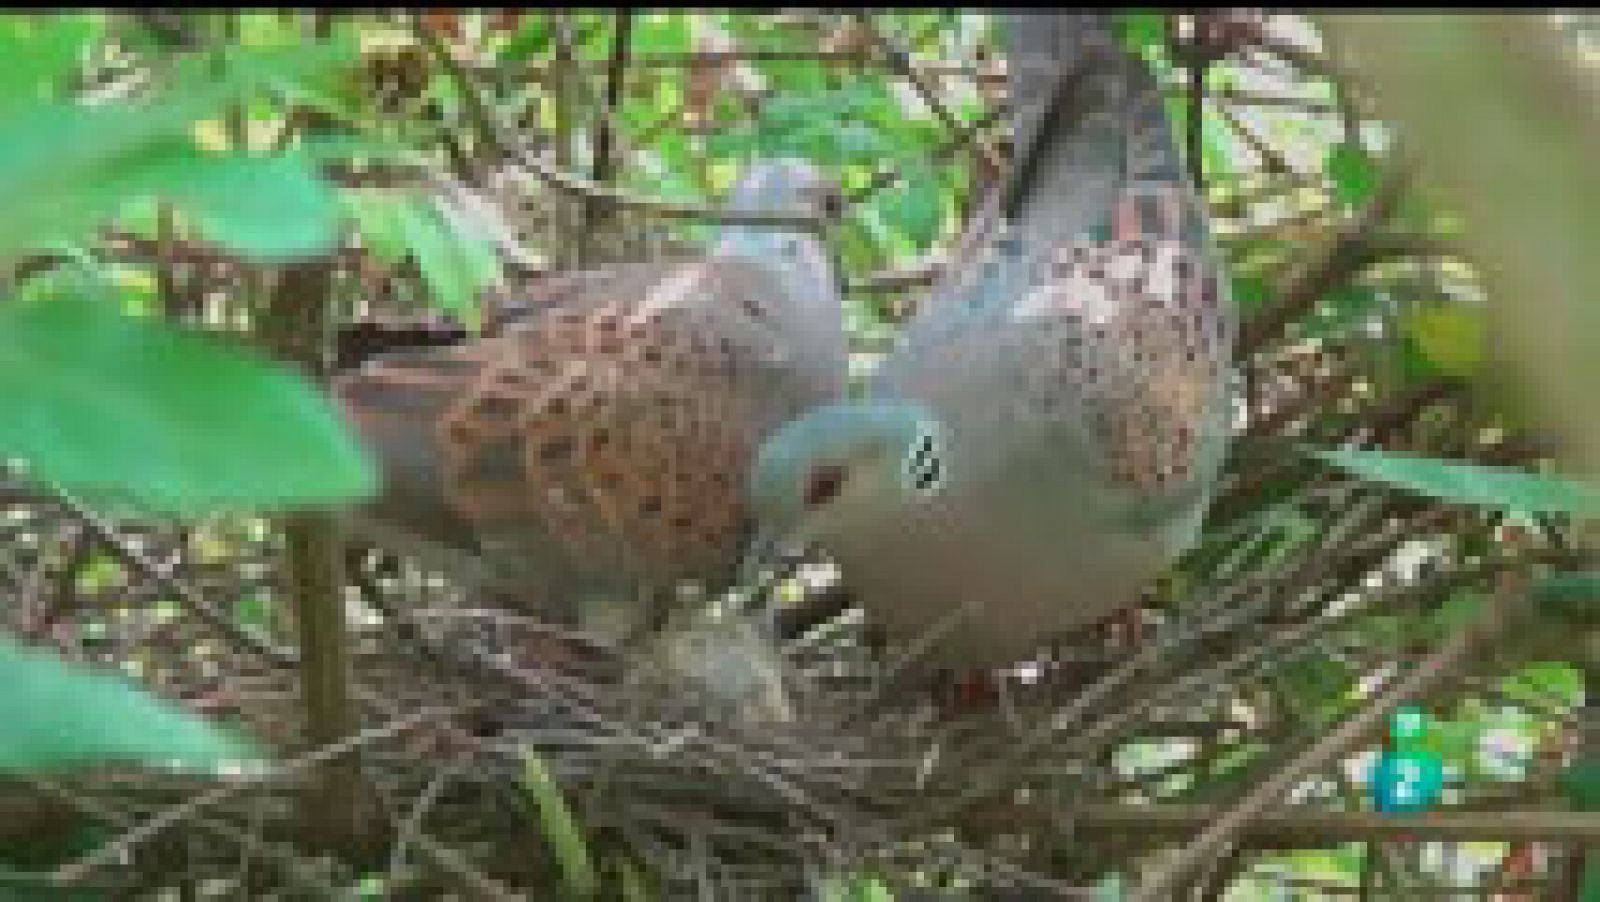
<box><xmin>803</xmin><ymin>463</ymin><xmax>848</xmax><ymax>508</ymax></box>
<box><xmin>902</xmin><ymin>429</ymin><xmax>946</xmax><ymax>498</ymax></box>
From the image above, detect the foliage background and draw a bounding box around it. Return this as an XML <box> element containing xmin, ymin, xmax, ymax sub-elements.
<box><xmin>0</xmin><ymin>10</ymin><xmax>1595</xmax><ymax>900</ymax></box>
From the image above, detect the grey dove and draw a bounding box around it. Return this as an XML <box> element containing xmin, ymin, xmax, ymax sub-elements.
<box><xmin>748</xmin><ymin>14</ymin><xmax>1237</xmax><ymax>673</ymax></box>
<box><xmin>335</xmin><ymin>160</ymin><xmax>848</xmax><ymax>651</ymax></box>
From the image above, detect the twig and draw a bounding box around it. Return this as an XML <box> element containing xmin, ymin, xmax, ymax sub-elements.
<box><xmin>1239</xmin><ymin>161</ymin><xmax>1411</xmax><ymax>354</ymax></box>
<box><xmin>579</xmin><ymin>10</ymin><xmax>635</xmax><ymax>265</ymax></box>
<box><xmin>408</xmin><ymin>833</ymin><xmax>526</xmax><ymax>902</ymax></box>
<box><xmin>54</xmin><ymin>704</ymin><xmax>452</xmax><ymax>885</ymax></box>
<box><xmin>1182</xmin><ymin>36</ymin><xmax>1209</xmax><ymax>192</ymax></box>
<box><xmin>851</xmin><ymin>14</ymin><xmax>1005</xmax><ymax>177</ymax></box>
<box><xmin>1021</xmin><ymin>800</ymin><xmax>1600</xmax><ymax>846</ymax></box>
<box><xmin>1214</xmin><ymin>101</ymin><xmax>1293</xmax><ymax>176</ymax></box>
<box><xmin>53</xmin><ymin>489</ymin><xmax>296</xmax><ymax>668</ymax></box>
<box><xmin>413</xmin><ymin>15</ymin><xmax>828</xmax><ymax>237</ymax></box>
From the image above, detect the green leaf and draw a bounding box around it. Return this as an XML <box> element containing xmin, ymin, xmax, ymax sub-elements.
<box><xmin>0</xmin><ymin>41</ymin><xmax>350</xmax><ymax>259</ymax></box>
<box><xmin>873</xmin><ymin>166</ymin><xmax>944</xmax><ymax>249</ymax></box>
<box><xmin>0</xmin><ymin>292</ymin><xmax>377</xmax><ymax>515</ymax></box>
<box><xmin>1560</xmin><ymin>759</ymin><xmax>1600</xmax><ymax>811</ymax></box>
<box><xmin>522</xmin><ymin>752</ymin><xmax>596</xmax><ymax>899</ymax></box>
<box><xmin>1326</xmin><ymin>141</ymin><xmax>1378</xmax><ymax>209</ymax></box>
<box><xmin>164</xmin><ymin>151</ymin><xmax>341</xmax><ymax>261</ymax></box>
<box><xmin>1303</xmin><ymin>284</ymin><xmax>1383</xmax><ymax>337</ymax></box>
<box><xmin>1404</xmin><ymin>305</ymin><xmax>1485</xmax><ymax>376</ymax></box>
<box><xmin>393</xmin><ymin>198</ymin><xmax>492</xmax><ymax>321</ymax></box>
<box><xmin>1534</xmin><ymin>573</ymin><xmax>1600</xmax><ymax>624</ymax></box>
<box><xmin>851</xmin><ymin>876</ymin><xmax>895</xmax><ymax>902</ymax></box>
<box><xmin>0</xmin><ymin>633</ymin><xmax>254</xmax><ymax>771</ymax></box>
<box><xmin>0</xmin><ymin>16</ymin><xmax>98</xmax><ymax>111</ymax></box>
<box><xmin>1310</xmin><ymin>447</ymin><xmax>1600</xmax><ymax>516</ymax></box>
<box><xmin>1230</xmin><ymin>273</ymin><xmax>1272</xmax><ymax>311</ymax></box>
<box><xmin>345</xmin><ymin>191</ymin><xmax>412</xmax><ymax>264</ymax></box>
<box><xmin>610</xmin><ymin>855</ymin><xmax>649</xmax><ymax>902</ymax></box>
<box><xmin>1583</xmin><ymin>859</ymin><xmax>1600</xmax><ymax>902</ymax></box>
<box><xmin>632</xmin><ymin>13</ymin><xmax>690</xmax><ymax>54</ymax></box>
<box><xmin>1116</xmin><ymin>12</ymin><xmax>1168</xmax><ymax>60</ymax></box>
<box><xmin>500</xmin><ymin>16</ymin><xmax>553</xmax><ymax>63</ymax></box>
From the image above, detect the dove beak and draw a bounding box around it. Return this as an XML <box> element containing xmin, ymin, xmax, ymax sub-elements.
<box><xmin>735</xmin><ymin>526</ymin><xmax>787</xmax><ymax>586</ymax></box>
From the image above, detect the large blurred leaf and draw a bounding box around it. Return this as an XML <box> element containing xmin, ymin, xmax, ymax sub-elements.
<box><xmin>0</xmin><ymin>43</ymin><xmax>352</xmax><ymax>260</ymax></box>
<box><xmin>162</xmin><ymin>150</ymin><xmax>341</xmax><ymax>259</ymax></box>
<box><xmin>1312</xmin><ymin>447</ymin><xmax>1600</xmax><ymax>516</ymax></box>
<box><xmin>0</xmin><ymin>291</ymin><xmax>376</xmax><ymax>515</ymax></box>
<box><xmin>0</xmin><ymin>633</ymin><xmax>253</xmax><ymax>771</ymax></box>
<box><xmin>0</xmin><ymin>15</ymin><xmax>99</xmax><ymax>110</ymax></box>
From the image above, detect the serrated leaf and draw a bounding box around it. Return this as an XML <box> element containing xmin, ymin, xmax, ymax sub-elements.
<box><xmin>1327</xmin><ymin>141</ymin><xmax>1378</xmax><ymax>208</ymax></box>
<box><xmin>1311</xmin><ymin>447</ymin><xmax>1600</xmax><ymax>516</ymax></box>
<box><xmin>0</xmin><ymin>633</ymin><xmax>254</xmax><ymax>771</ymax></box>
<box><xmin>522</xmin><ymin>752</ymin><xmax>596</xmax><ymax>899</ymax></box>
<box><xmin>0</xmin><ymin>293</ymin><xmax>376</xmax><ymax>515</ymax></box>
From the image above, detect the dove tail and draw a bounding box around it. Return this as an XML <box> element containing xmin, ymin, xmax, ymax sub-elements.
<box><xmin>999</xmin><ymin>13</ymin><xmax>1199</xmax><ymax>244</ymax></box>
<box><xmin>1001</xmin><ymin>12</ymin><xmax>1121</xmax><ymax>137</ymax></box>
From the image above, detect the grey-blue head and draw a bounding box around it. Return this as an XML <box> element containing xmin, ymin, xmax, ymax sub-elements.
<box><xmin>716</xmin><ymin>159</ymin><xmax>841</xmax><ymax>261</ymax></box>
<box><xmin>748</xmin><ymin>401</ymin><xmax>948</xmax><ymax>548</ymax></box>
<box><xmin>724</xmin><ymin>158</ymin><xmax>841</xmax><ymax>218</ymax></box>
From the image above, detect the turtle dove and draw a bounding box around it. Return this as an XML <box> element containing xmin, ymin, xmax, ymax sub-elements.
<box><xmin>336</xmin><ymin>160</ymin><xmax>848</xmax><ymax>649</ymax></box>
<box><xmin>749</xmin><ymin>14</ymin><xmax>1237</xmax><ymax>673</ymax></box>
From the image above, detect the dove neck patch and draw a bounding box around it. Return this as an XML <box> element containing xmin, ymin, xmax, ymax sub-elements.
<box><xmin>902</xmin><ymin>425</ymin><xmax>947</xmax><ymax>499</ymax></box>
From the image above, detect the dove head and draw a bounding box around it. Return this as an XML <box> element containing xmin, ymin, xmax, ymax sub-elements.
<box><xmin>748</xmin><ymin>401</ymin><xmax>947</xmax><ymax>549</ymax></box>
<box><xmin>724</xmin><ymin>158</ymin><xmax>843</xmax><ymax>220</ymax></box>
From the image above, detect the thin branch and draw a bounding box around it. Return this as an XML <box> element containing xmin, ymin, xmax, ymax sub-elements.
<box><xmin>1021</xmin><ymin>800</ymin><xmax>1600</xmax><ymax>846</ymax></box>
<box><xmin>1240</xmin><ymin>161</ymin><xmax>1411</xmax><ymax>354</ymax></box>
<box><xmin>1180</xmin><ymin>34</ymin><xmax>1209</xmax><ymax>192</ymax></box>
<box><xmin>579</xmin><ymin>9</ymin><xmax>635</xmax><ymax>264</ymax></box>
<box><xmin>852</xmin><ymin>14</ymin><xmax>1005</xmax><ymax>175</ymax></box>
<box><xmin>54</xmin><ymin>705</ymin><xmax>453</xmax><ymax>885</ymax></box>
<box><xmin>413</xmin><ymin>14</ymin><xmax>828</xmax><ymax>237</ymax></box>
